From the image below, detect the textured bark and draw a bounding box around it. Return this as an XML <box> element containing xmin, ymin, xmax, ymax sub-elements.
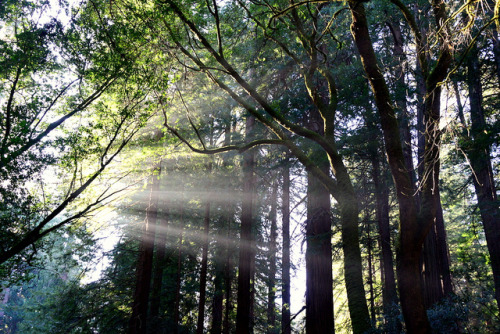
<box><xmin>422</xmin><ymin>223</ymin><xmax>442</xmax><ymax>307</ymax></box>
<box><xmin>466</xmin><ymin>46</ymin><xmax>500</xmax><ymax>310</ymax></box>
<box><xmin>306</xmin><ymin>165</ymin><xmax>334</xmax><ymax>334</ymax></box>
<box><xmin>422</xmin><ymin>201</ymin><xmax>453</xmax><ymax>308</ymax></box>
<box><xmin>235</xmin><ymin>115</ymin><xmax>256</xmax><ymax>334</ymax></box>
<box><xmin>267</xmin><ymin>178</ymin><xmax>278</xmax><ymax>334</ymax></box>
<box><xmin>281</xmin><ymin>154</ymin><xmax>291</xmax><ymax>334</ymax></box>
<box><xmin>128</xmin><ymin>167</ymin><xmax>161</xmax><ymax>334</ymax></box>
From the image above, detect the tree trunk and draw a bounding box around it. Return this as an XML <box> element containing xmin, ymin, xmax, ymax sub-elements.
<box><xmin>150</xmin><ymin>197</ymin><xmax>169</xmax><ymax>331</ymax></box>
<box><xmin>267</xmin><ymin>177</ymin><xmax>278</xmax><ymax>334</ymax></box>
<box><xmin>223</xmin><ymin>232</ymin><xmax>233</xmax><ymax>334</ymax></box>
<box><xmin>388</xmin><ymin>20</ymin><xmax>417</xmax><ymax>186</ymax></box>
<box><xmin>366</xmin><ymin>102</ymin><xmax>399</xmax><ymax>330</ymax></box>
<box><xmin>349</xmin><ymin>3</ymin><xmax>432</xmax><ymax>332</ymax></box>
<box><xmin>466</xmin><ymin>46</ymin><xmax>500</xmax><ymax>310</ymax></box>
<box><xmin>174</xmin><ymin>204</ymin><xmax>184</xmax><ymax>334</ymax></box>
<box><xmin>281</xmin><ymin>153</ymin><xmax>291</xmax><ymax>334</ymax></box>
<box><xmin>196</xmin><ymin>198</ymin><xmax>211</xmax><ymax>334</ymax></box>
<box><xmin>365</xmin><ymin>213</ymin><xmax>376</xmax><ymax>325</ymax></box>
<box><xmin>372</xmin><ymin>156</ymin><xmax>398</xmax><ymax>305</ymax></box>
<box><xmin>305</xmin><ymin>105</ymin><xmax>369</xmax><ymax>333</ymax></box>
<box><xmin>306</xmin><ymin>164</ymin><xmax>334</xmax><ymax>334</ymax></box>
<box><xmin>235</xmin><ymin>115</ymin><xmax>256</xmax><ymax>334</ymax></box>
<box><xmin>211</xmin><ymin>245</ymin><xmax>225</xmax><ymax>334</ymax></box>
<box><xmin>128</xmin><ymin>166</ymin><xmax>161</xmax><ymax>334</ymax></box>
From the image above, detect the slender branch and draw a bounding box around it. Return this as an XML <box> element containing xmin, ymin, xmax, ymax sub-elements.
<box><xmin>164</xmin><ymin>120</ymin><xmax>285</xmax><ymax>154</ymax></box>
<box><xmin>0</xmin><ymin>75</ymin><xmax>118</xmax><ymax>169</ymax></box>
<box><xmin>1</xmin><ymin>66</ymin><xmax>23</xmax><ymax>159</ymax></box>
<box><xmin>389</xmin><ymin>0</ymin><xmax>427</xmax><ymax>75</ymax></box>
<box><xmin>268</xmin><ymin>0</ymin><xmax>330</xmax><ymax>23</ymax></box>
<box><xmin>0</xmin><ymin>113</ymin><xmax>139</xmax><ymax>265</ymax></box>
<box><xmin>176</xmin><ymin>87</ymin><xmax>207</xmax><ymax>150</ymax></box>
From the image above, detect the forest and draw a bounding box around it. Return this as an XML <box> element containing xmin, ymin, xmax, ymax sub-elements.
<box><xmin>0</xmin><ymin>0</ymin><xmax>499</xmax><ymax>332</ymax></box>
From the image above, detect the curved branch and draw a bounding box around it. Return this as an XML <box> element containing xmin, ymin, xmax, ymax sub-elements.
<box><xmin>164</xmin><ymin>121</ymin><xmax>286</xmax><ymax>154</ymax></box>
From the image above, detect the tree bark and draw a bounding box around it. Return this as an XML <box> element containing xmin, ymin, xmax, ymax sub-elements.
<box><xmin>196</xmin><ymin>198</ymin><xmax>212</xmax><ymax>334</ymax></box>
<box><xmin>150</xmin><ymin>195</ymin><xmax>169</xmax><ymax>331</ymax></box>
<box><xmin>128</xmin><ymin>166</ymin><xmax>161</xmax><ymax>334</ymax></box>
<box><xmin>267</xmin><ymin>177</ymin><xmax>278</xmax><ymax>334</ymax></box>
<box><xmin>466</xmin><ymin>46</ymin><xmax>500</xmax><ymax>310</ymax></box>
<box><xmin>281</xmin><ymin>153</ymin><xmax>291</xmax><ymax>334</ymax></box>
<box><xmin>349</xmin><ymin>3</ymin><xmax>432</xmax><ymax>332</ymax></box>
<box><xmin>223</xmin><ymin>232</ymin><xmax>233</xmax><ymax>334</ymax></box>
<box><xmin>235</xmin><ymin>115</ymin><xmax>256</xmax><ymax>334</ymax></box>
<box><xmin>211</xmin><ymin>244</ymin><xmax>225</xmax><ymax>334</ymax></box>
<box><xmin>174</xmin><ymin>204</ymin><xmax>184</xmax><ymax>334</ymax></box>
<box><xmin>306</xmin><ymin>163</ymin><xmax>334</xmax><ymax>334</ymax></box>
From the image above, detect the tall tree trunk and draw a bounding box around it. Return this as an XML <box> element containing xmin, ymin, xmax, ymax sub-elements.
<box><xmin>174</xmin><ymin>204</ymin><xmax>184</xmax><ymax>334</ymax></box>
<box><xmin>302</xmin><ymin>108</ymin><xmax>335</xmax><ymax>334</ymax></box>
<box><xmin>466</xmin><ymin>46</ymin><xmax>500</xmax><ymax>310</ymax></box>
<box><xmin>216</xmin><ymin>117</ymin><xmax>234</xmax><ymax>334</ymax></box>
<box><xmin>417</xmin><ymin>76</ymin><xmax>453</xmax><ymax>308</ymax></box>
<box><xmin>305</xmin><ymin>105</ymin><xmax>369</xmax><ymax>333</ymax></box>
<box><xmin>348</xmin><ymin>3</ymin><xmax>438</xmax><ymax>331</ymax></box>
<box><xmin>366</xmin><ymin>99</ymin><xmax>399</xmax><ymax>328</ymax></box>
<box><xmin>281</xmin><ymin>153</ymin><xmax>291</xmax><ymax>334</ymax></box>
<box><xmin>305</xmin><ymin>162</ymin><xmax>334</xmax><ymax>334</ymax></box>
<box><xmin>150</xmin><ymin>196</ymin><xmax>170</xmax><ymax>331</ymax></box>
<box><xmin>128</xmin><ymin>165</ymin><xmax>161</xmax><ymax>334</ymax></box>
<box><xmin>365</xmin><ymin>212</ymin><xmax>376</xmax><ymax>325</ymax></box>
<box><xmin>235</xmin><ymin>115</ymin><xmax>256</xmax><ymax>334</ymax></box>
<box><xmin>435</xmin><ymin>202</ymin><xmax>453</xmax><ymax>298</ymax></box>
<box><xmin>388</xmin><ymin>20</ymin><xmax>416</xmax><ymax>186</ymax></box>
<box><xmin>372</xmin><ymin>153</ymin><xmax>400</xmax><ymax>332</ymax></box>
<box><xmin>223</xmin><ymin>230</ymin><xmax>233</xmax><ymax>334</ymax></box>
<box><xmin>267</xmin><ymin>177</ymin><xmax>278</xmax><ymax>334</ymax></box>
<box><xmin>211</xmin><ymin>244</ymin><xmax>225</xmax><ymax>334</ymax></box>
<box><xmin>196</xmin><ymin>198</ymin><xmax>211</xmax><ymax>334</ymax></box>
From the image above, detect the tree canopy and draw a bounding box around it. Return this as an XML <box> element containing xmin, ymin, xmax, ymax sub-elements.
<box><xmin>0</xmin><ymin>0</ymin><xmax>499</xmax><ymax>333</ymax></box>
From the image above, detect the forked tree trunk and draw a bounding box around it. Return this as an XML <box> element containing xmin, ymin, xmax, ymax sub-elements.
<box><xmin>349</xmin><ymin>3</ymin><xmax>434</xmax><ymax>332</ymax></box>
<box><xmin>128</xmin><ymin>165</ymin><xmax>161</xmax><ymax>334</ymax></box>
